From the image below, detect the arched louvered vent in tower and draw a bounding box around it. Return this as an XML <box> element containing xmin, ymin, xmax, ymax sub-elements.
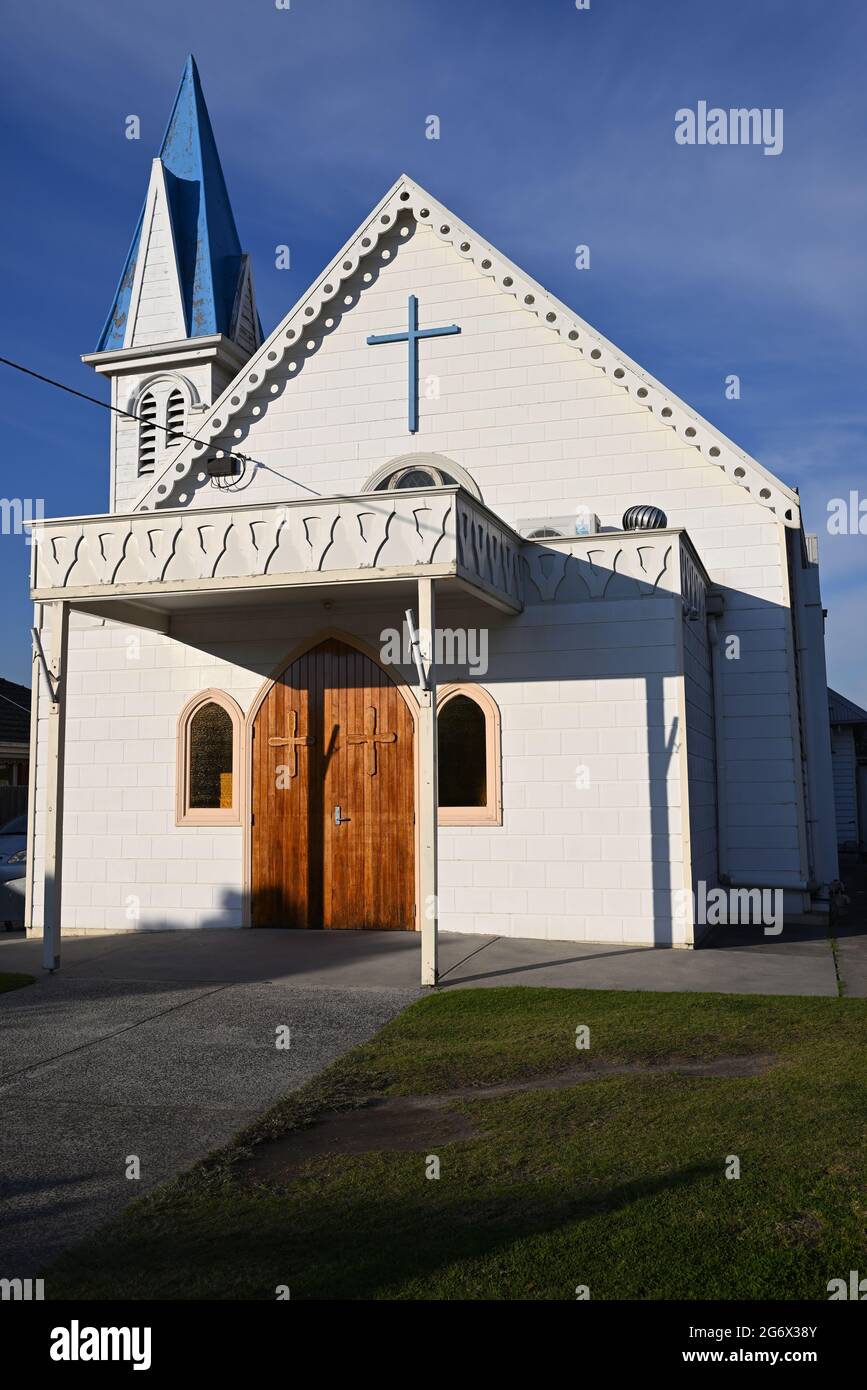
<box><xmin>166</xmin><ymin>388</ymin><xmax>185</xmax><ymax>446</ymax></box>
<box><xmin>138</xmin><ymin>392</ymin><xmax>157</xmax><ymax>475</ymax></box>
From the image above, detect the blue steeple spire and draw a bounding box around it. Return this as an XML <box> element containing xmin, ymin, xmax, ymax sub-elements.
<box><xmin>96</xmin><ymin>55</ymin><xmax>260</xmax><ymax>351</ymax></box>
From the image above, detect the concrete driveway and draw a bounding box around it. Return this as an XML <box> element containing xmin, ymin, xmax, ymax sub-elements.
<box><xmin>0</xmin><ymin>912</ymin><xmax>858</xmax><ymax>1280</ymax></box>
<box><xmin>0</xmin><ymin>936</ymin><xmax>420</xmax><ymax>1279</ymax></box>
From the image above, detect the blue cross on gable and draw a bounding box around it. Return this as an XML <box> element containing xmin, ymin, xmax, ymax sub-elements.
<box><xmin>367</xmin><ymin>295</ymin><xmax>460</xmax><ymax>433</ymax></box>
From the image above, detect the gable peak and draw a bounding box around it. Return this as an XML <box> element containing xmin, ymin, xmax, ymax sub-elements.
<box><xmin>134</xmin><ymin>172</ymin><xmax>799</xmax><ymax>527</ymax></box>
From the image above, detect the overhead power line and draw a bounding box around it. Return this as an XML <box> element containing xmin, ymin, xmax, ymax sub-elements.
<box><xmin>0</xmin><ymin>354</ymin><xmax>321</xmax><ymax>497</ymax></box>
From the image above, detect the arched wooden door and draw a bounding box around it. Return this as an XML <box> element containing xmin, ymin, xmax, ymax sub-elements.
<box><xmin>251</xmin><ymin>638</ymin><xmax>415</xmax><ymax>929</ymax></box>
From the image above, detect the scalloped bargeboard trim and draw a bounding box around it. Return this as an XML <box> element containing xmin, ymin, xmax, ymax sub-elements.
<box><xmin>134</xmin><ymin>174</ymin><xmax>800</xmax><ymax>528</ymax></box>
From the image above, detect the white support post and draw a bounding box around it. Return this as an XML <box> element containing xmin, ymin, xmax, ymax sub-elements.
<box><xmin>42</xmin><ymin>602</ymin><xmax>69</xmax><ymax>972</ymax></box>
<box><xmin>23</xmin><ymin>604</ymin><xmax>42</xmax><ymax>934</ymax></box>
<box><xmin>417</xmin><ymin>578</ymin><xmax>438</xmax><ymax>986</ymax></box>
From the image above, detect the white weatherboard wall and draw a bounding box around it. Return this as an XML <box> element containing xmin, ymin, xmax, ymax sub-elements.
<box><xmin>143</xmin><ymin>216</ymin><xmax>805</xmax><ymax>896</ymax></box>
<box><xmin>831</xmin><ymin>726</ymin><xmax>857</xmax><ymax>848</ymax></box>
<box><xmin>30</xmin><ymin>581</ymin><xmax>691</xmax><ymax>946</ymax></box>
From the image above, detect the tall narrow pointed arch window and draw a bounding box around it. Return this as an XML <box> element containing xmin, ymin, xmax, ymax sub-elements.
<box><xmin>138</xmin><ymin>392</ymin><xmax>157</xmax><ymax>475</ymax></box>
<box><xmin>437</xmin><ymin>685</ymin><xmax>502</xmax><ymax>826</ymax></box>
<box><xmin>166</xmin><ymin>387</ymin><xmax>185</xmax><ymax>445</ymax></box>
<box><xmin>176</xmin><ymin>690</ymin><xmax>244</xmax><ymax>825</ymax></box>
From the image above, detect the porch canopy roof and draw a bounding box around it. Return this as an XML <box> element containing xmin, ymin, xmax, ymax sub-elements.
<box><xmin>27</xmin><ymin>485</ymin><xmax>524</xmax><ymax>628</ymax></box>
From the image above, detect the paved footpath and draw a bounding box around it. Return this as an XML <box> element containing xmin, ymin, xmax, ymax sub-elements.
<box><xmin>1</xmin><ymin>909</ymin><xmax>863</xmax><ymax>1279</ymax></box>
<box><xmin>0</xmin><ymin>935</ymin><xmax>419</xmax><ymax>1278</ymax></box>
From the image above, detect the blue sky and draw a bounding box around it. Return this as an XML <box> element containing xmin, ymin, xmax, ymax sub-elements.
<box><xmin>1</xmin><ymin>0</ymin><xmax>865</xmax><ymax>697</ymax></box>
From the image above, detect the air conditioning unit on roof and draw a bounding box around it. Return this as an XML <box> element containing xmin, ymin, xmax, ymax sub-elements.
<box><xmin>518</xmin><ymin>511</ymin><xmax>599</xmax><ymax>540</ymax></box>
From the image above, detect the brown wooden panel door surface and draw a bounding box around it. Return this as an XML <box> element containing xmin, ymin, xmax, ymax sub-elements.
<box><xmin>252</xmin><ymin>638</ymin><xmax>414</xmax><ymax>930</ymax></box>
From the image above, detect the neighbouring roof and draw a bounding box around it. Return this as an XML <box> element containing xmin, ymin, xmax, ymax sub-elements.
<box><xmin>829</xmin><ymin>687</ymin><xmax>867</xmax><ymax>725</ymax></box>
<box><xmin>133</xmin><ymin>173</ymin><xmax>802</xmax><ymax>527</ymax></box>
<box><xmin>0</xmin><ymin>678</ymin><xmax>31</xmax><ymax>745</ymax></box>
<box><xmin>96</xmin><ymin>54</ymin><xmax>261</xmax><ymax>351</ymax></box>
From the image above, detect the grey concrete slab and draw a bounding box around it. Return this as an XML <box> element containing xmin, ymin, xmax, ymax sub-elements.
<box><xmin>0</xmin><ymin>1096</ymin><xmax>258</xmax><ymax>1283</ymax></box>
<box><xmin>833</xmin><ymin>858</ymin><xmax>867</xmax><ymax>998</ymax></box>
<box><xmin>3</xmin><ymin>980</ymin><xmax>412</xmax><ymax>1110</ymax></box>
<box><xmin>0</xmin><ymin>920</ymin><xmax>840</xmax><ymax>996</ymax></box>
<box><xmin>0</xmin><ymin>926</ymin><xmax>481</xmax><ymax>989</ymax></box>
<box><xmin>438</xmin><ymin>933</ymin><xmax>838</xmax><ymax>996</ymax></box>
<box><xmin>0</xmin><ymin>975</ymin><xmax>219</xmax><ymax>1081</ymax></box>
<box><xmin>0</xmin><ymin>963</ymin><xmax>417</xmax><ymax>1277</ymax></box>
<box><xmin>836</xmin><ymin>941</ymin><xmax>867</xmax><ymax>998</ymax></box>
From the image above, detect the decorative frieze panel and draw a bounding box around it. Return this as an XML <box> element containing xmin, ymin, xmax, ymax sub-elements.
<box><xmin>31</xmin><ymin>495</ymin><xmax>707</xmax><ymax>622</ymax></box>
<box><xmin>522</xmin><ymin>530</ymin><xmax>707</xmax><ymax>613</ymax></box>
<box><xmin>30</xmin><ymin>488</ymin><xmax>522</xmax><ymax>613</ymax></box>
<box><xmin>455</xmin><ymin>500</ymin><xmax>523</xmax><ymax>609</ymax></box>
<box><xmin>679</xmin><ymin>540</ymin><xmax>707</xmax><ymax>620</ymax></box>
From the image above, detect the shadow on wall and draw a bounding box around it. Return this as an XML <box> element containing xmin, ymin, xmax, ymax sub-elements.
<box><xmin>49</xmin><ymin>549</ymin><xmax>821</xmax><ymax>951</ymax></box>
<box><xmin>648</xmin><ymin>673</ymin><xmax>678</xmax><ymax>947</ymax></box>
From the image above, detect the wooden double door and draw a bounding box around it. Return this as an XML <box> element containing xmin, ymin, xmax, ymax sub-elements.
<box><xmin>251</xmin><ymin>638</ymin><xmax>415</xmax><ymax>929</ymax></box>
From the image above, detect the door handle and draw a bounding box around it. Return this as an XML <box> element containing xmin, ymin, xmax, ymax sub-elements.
<box><xmin>334</xmin><ymin>805</ymin><xmax>350</xmax><ymax>826</ymax></box>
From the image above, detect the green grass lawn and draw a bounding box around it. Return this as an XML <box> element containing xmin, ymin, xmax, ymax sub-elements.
<box><xmin>0</xmin><ymin>971</ymin><xmax>34</xmax><ymax>993</ymax></box>
<box><xmin>48</xmin><ymin>987</ymin><xmax>867</xmax><ymax>1301</ymax></box>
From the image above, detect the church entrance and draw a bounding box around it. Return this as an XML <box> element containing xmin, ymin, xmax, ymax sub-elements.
<box><xmin>251</xmin><ymin>637</ymin><xmax>416</xmax><ymax>929</ymax></box>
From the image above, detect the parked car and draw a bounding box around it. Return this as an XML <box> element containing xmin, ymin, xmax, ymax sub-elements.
<box><xmin>0</xmin><ymin>813</ymin><xmax>27</xmax><ymax>926</ymax></box>
<box><xmin>0</xmin><ymin>814</ymin><xmax>26</xmax><ymax>878</ymax></box>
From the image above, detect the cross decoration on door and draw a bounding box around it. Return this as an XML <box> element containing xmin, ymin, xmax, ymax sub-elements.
<box><xmin>348</xmin><ymin>706</ymin><xmax>397</xmax><ymax>776</ymax></box>
<box><xmin>269</xmin><ymin>709</ymin><xmax>315</xmax><ymax>779</ymax></box>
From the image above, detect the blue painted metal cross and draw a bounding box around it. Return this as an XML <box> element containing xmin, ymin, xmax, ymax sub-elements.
<box><xmin>367</xmin><ymin>295</ymin><xmax>460</xmax><ymax>432</ymax></box>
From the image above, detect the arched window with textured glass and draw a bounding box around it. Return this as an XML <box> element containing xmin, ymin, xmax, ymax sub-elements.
<box><xmin>437</xmin><ymin>685</ymin><xmax>502</xmax><ymax>826</ymax></box>
<box><xmin>376</xmin><ymin>463</ymin><xmax>457</xmax><ymax>490</ymax></box>
<box><xmin>177</xmin><ymin>690</ymin><xmax>243</xmax><ymax>825</ymax></box>
<box><xmin>363</xmin><ymin>453</ymin><xmax>483</xmax><ymax>500</ymax></box>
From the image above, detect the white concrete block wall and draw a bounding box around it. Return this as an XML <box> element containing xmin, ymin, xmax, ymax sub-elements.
<box><xmin>31</xmin><ymin>610</ymin><xmax>260</xmax><ymax>934</ymax></box>
<box><xmin>32</xmin><ymin>584</ymin><xmax>691</xmax><ymax>946</ymax></box>
<box><xmin>831</xmin><ymin>726</ymin><xmax>857</xmax><ymax>848</ymax></box>
<box><xmin>436</xmin><ymin>593</ymin><xmax>690</xmax><ymax>946</ymax></box>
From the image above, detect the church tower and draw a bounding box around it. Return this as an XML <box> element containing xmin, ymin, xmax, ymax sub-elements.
<box><xmin>83</xmin><ymin>55</ymin><xmax>262</xmax><ymax>512</ymax></box>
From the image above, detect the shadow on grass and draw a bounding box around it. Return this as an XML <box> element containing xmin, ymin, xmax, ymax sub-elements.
<box><xmin>49</xmin><ymin>1157</ymin><xmax>722</xmax><ymax>1301</ymax></box>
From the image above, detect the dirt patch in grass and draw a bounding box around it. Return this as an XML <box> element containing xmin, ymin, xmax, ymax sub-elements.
<box><xmin>241</xmin><ymin>1052</ymin><xmax>777</xmax><ymax>1185</ymax></box>
<box><xmin>442</xmin><ymin>1052</ymin><xmax>778</xmax><ymax>1096</ymax></box>
<box><xmin>243</xmin><ymin>1097</ymin><xmax>479</xmax><ymax>1182</ymax></box>
<box><xmin>776</xmin><ymin>1212</ymin><xmax>827</xmax><ymax>1249</ymax></box>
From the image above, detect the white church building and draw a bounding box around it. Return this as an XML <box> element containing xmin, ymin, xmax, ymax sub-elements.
<box><xmin>24</xmin><ymin>57</ymin><xmax>839</xmax><ymax>982</ymax></box>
